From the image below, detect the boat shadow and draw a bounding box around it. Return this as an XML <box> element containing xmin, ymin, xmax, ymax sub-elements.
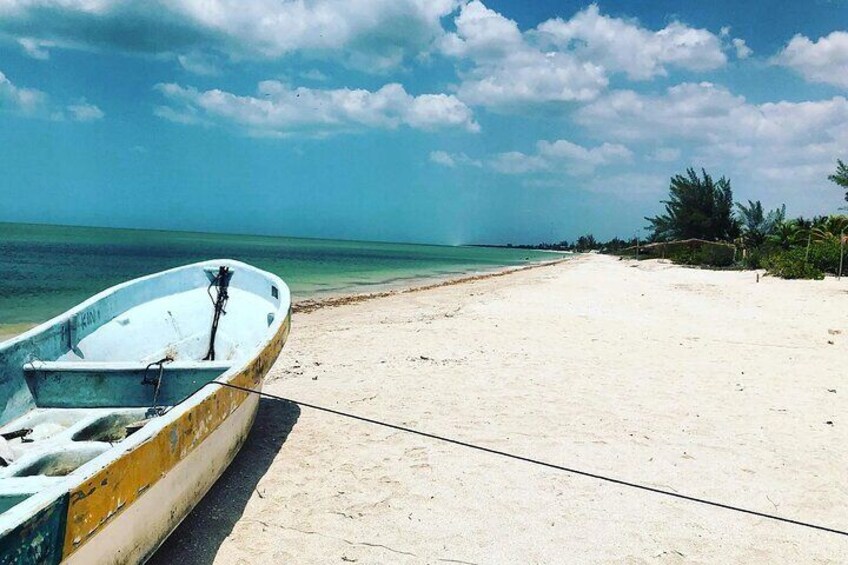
<box><xmin>149</xmin><ymin>397</ymin><xmax>300</xmax><ymax>564</ymax></box>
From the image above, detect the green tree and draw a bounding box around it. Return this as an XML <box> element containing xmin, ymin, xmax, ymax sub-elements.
<box><xmin>766</xmin><ymin>219</ymin><xmax>804</xmax><ymax>250</ymax></box>
<box><xmin>736</xmin><ymin>200</ymin><xmax>785</xmax><ymax>248</ymax></box>
<box><xmin>828</xmin><ymin>159</ymin><xmax>848</xmax><ymax>203</ymax></box>
<box><xmin>810</xmin><ymin>215</ymin><xmax>848</xmax><ymax>244</ymax></box>
<box><xmin>574</xmin><ymin>234</ymin><xmax>598</xmax><ymax>251</ymax></box>
<box><xmin>645</xmin><ymin>168</ymin><xmax>740</xmax><ymax>242</ymax></box>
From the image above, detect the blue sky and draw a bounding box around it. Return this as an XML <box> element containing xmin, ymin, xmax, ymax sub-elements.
<box><xmin>1</xmin><ymin>1</ymin><xmax>847</xmax><ymax>244</ymax></box>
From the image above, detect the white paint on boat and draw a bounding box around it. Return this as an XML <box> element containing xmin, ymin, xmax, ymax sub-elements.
<box><xmin>64</xmin><ymin>393</ymin><xmax>260</xmax><ymax>564</ymax></box>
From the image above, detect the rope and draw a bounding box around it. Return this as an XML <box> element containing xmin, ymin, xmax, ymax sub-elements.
<box><xmin>201</xmin><ymin>380</ymin><xmax>848</xmax><ymax>539</ymax></box>
<box><xmin>203</xmin><ymin>266</ymin><xmax>231</xmax><ymax>361</ymax></box>
<box><xmin>142</xmin><ymin>356</ymin><xmax>173</xmax><ymax>416</ymax></box>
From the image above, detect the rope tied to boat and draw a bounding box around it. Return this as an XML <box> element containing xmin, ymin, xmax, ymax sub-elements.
<box><xmin>142</xmin><ymin>356</ymin><xmax>173</xmax><ymax>417</ymax></box>
<box><xmin>191</xmin><ymin>380</ymin><xmax>848</xmax><ymax>540</ymax></box>
<box><xmin>203</xmin><ymin>266</ymin><xmax>231</xmax><ymax>361</ymax></box>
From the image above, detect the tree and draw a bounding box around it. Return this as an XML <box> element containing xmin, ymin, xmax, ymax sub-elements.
<box><xmin>828</xmin><ymin>159</ymin><xmax>848</xmax><ymax>203</ymax></box>
<box><xmin>645</xmin><ymin>168</ymin><xmax>740</xmax><ymax>242</ymax></box>
<box><xmin>810</xmin><ymin>215</ymin><xmax>848</xmax><ymax>244</ymax></box>
<box><xmin>736</xmin><ymin>200</ymin><xmax>785</xmax><ymax>248</ymax></box>
<box><xmin>766</xmin><ymin>219</ymin><xmax>804</xmax><ymax>250</ymax></box>
<box><xmin>574</xmin><ymin>234</ymin><xmax>597</xmax><ymax>251</ymax></box>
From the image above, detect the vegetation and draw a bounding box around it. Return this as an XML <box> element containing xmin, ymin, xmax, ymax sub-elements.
<box><xmin>645</xmin><ymin>168</ymin><xmax>739</xmax><ymax>242</ymax></box>
<box><xmin>518</xmin><ymin>161</ymin><xmax>848</xmax><ymax>280</ymax></box>
<box><xmin>737</xmin><ymin>200</ymin><xmax>785</xmax><ymax>249</ymax></box>
<box><xmin>508</xmin><ymin>234</ymin><xmax>636</xmax><ymax>253</ymax></box>
<box><xmin>829</xmin><ymin>159</ymin><xmax>848</xmax><ymax>203</ymax></box>
<box><xmin>761</xmin><ymin>248</ymin><xmax>825</xmax><ymax>280</ymax></box>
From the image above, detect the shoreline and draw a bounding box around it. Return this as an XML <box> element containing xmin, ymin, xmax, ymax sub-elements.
<box><xmin>0</xmin><ymin>256</ymin><xmax>573</xmax><ymax>342</ymax></box>
<box><xmin>292</xmin><ymin>256</ymin><xmax>573</xmax><ymax>314</ymax></box>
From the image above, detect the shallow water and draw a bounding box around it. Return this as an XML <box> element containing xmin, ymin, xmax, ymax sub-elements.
<box><xmin>0</xmin><ymin>222</ymin><xmax>560</xmax><ymax>331</ymax></box>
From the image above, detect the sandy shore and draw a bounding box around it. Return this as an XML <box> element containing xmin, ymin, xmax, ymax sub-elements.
<box><xmin>153</xmin><ymin>254</ymin><xmax>847</xmax><ymax>563</ymax></box>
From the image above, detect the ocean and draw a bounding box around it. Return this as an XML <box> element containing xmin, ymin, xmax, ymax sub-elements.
<box><xmin>0</xmin><ymin>222</ymin><xmax>559</xmax><ymax>334</ymax></box>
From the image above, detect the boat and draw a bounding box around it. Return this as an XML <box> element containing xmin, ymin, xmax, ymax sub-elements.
<box><xmin>0</xmin><ymin>259</ymin><xmax>291</xmax><ymax>563</ymax></box>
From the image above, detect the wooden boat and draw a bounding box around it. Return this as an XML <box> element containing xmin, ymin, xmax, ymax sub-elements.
<box><xmin>0</xmin><ymin>260</ymin><xmax>291</xmax><ymax>563</ymax></box>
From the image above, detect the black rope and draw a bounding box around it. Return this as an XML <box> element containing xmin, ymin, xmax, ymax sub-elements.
<box><xmin>203</xmin><ymin>380</ymin><xmax>848</xmax><ymax>539</ymax></box>
<box><xmin>142</xmin><ymin>356</ymin><xmax>173</xmax><ymax>417</ymax></box>
<box><xmin>203</xmin><ymin>266</ymin><xmax>231</xmax><ymax>361</ymax></box>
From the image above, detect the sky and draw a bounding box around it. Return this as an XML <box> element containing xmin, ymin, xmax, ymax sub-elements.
<box><xmin>0</xmin><ymin>1</ymin><xmax>847</xmax><ymax>245</ymax></box>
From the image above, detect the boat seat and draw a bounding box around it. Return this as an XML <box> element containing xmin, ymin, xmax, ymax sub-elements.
<box><xmin>22</xmin><ymin>360</ymin><xmax>233</xmax><ymax>409</ymax></box>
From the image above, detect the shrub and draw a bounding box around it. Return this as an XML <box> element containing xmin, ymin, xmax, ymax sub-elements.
<box><xmin>806</xmin><ymin>241</ymin><xmax>843</xmax><ymax>275</ymax></box>
<box><xmin>763</xmin><ymin>248</ymin><xmax>825</xmax><ymax>280</ymax></box>
<box><xmin>741</xmin><ymin>246</ymin><xmax>767</xmax><ymax>270</ymax></box>
<box><xmin>666</xmin><ymin>242</ymin><xmax>736</xmax><ymax>267</ymax></box>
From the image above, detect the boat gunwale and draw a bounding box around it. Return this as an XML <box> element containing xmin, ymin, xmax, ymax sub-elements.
<box><xmin>0</xmin><ymin>259</ymin><xmax>291</xmax><ymax>542</ymax></box>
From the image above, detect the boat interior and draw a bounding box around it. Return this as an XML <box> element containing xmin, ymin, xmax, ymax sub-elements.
<box><xmin>0</xmin><ymin>262</ymin><xmax>286</xmax><ymax>517</ymax></box>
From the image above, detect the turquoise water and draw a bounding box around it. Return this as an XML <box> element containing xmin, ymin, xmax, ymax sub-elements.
<box><xmin>0</xmin><ymin>223</ymin><xmax>559</xmax><ymax>331</ymax></box>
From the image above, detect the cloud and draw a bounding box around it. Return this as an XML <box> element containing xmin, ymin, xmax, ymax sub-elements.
<box><xmin>538</xmin><ymin>139</ymin><xmax>632</xmax><ymax>167</ymax></box>
<box><xmin>17</xmin><ymin>37</ymin><xmax>53</xmax><ymax>60</ymax></box>
<box><xmin>0</xmin><ymin>69</ymin><xmax>103</xmax><ymax>121</ymax></box>
<box><xmin>0</xmin><ymin>0</ymin><xmax>460</xmax><ymax>72</ymax></box>
<box><xmin>155</xmin><ymin>81</ymin><xmax>479</xmax><ymax>136</ymax></box>
<box><xmin>0</xmin><ymin>70</ymin><xmax>50</xmax><ymax>116</ymax></box>
<box><xmin>429</xmin><ymin>150</ymin><xmax>482</xmax><ymax>168</ymax></box>
<box><xmin>576</xmin><ymin>82</ymin><xmax>848</xmax><ymax>144</ymax></box>
<box><xmin>536</xmin><ymin>4</ymin><xmax>727</xmax><ymax>80</ymax></box>
<box><xmin>430</xmin><ymin>150</ymin><xmax>456</xmax><ymax>167</ymax></box>
<box><xmin>773</xmin><ymin>31</ymin><xmax>848</xmax><ymax>88</ymax></box>
<box><xmin>441</xmin><ymin>2</ymin><xmax>730</xmax><ymax>110</ymax></box>
<box><xmin>489</xmin><ymin>151</ymin><xmax>549</xmax><ymax>174</ymax></box>
<box><xmin>575</xmin><ymin>81</ymin><xmax>848</xmax><ymax>204</ymax></box>
<box><xmin>177</xmin><ymin>51</ymin><xmax>221</xmax><ymax>76</ymax></box>
<box><xmin>489</xmin><ymin>139</ymin><xmax>631</xmax><ymax>175</ymax></box>
<box><xmin>732</xmin><ymin>38</ymin><xmax>752</xmax><ymax>59</ymax></box>
<box><xmin>650</xmin><ymin>147</ymin><xmax>682</xmax><ymax>162</ymax></box>
<box><xmin>441</xmin><ymin>2</ymin><xmax>607</xmax><ymax>108</ymax></box>
<box><xmin>66</xmin><ymin>101</ymin><xmax>105</xmax><ymax>121</ymax></box>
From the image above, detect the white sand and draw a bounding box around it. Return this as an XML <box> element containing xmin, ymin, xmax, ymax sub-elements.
<box><xmin>153</xmin><ymin>254</ymin><xmax>848</xmax><ymax>564</ymax></box>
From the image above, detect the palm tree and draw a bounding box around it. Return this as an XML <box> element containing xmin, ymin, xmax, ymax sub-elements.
<box><xmin>810</xmin><ymin>215</ymin><xmax>848</xmax><ymax>244</ymax></box>
<box><xmin>766</xmin><ymin>219</ymin><xmax>804</xmax><ymax>250</ymax></box>
<box><xmin>736</xmin><ymin>200</ymin><xmax>785</xmax><ymax>248</ymax></box>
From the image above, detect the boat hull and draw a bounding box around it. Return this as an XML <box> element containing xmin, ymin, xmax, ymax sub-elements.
<box><xmin>0</xmin><ymin>260</ymin><xmax>292</xmax><ymax>564</ymax></box>
<box><xmin>66</xmin><ymin>390</ymin><xmax>259</xmax><ymax>564</ymax></box>
<box><xmin>63</xmin><ymin>310</ymin><xmax>290</xmax><ymax>563</ymax></box>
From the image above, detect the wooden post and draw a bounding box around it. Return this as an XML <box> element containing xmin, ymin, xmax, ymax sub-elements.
<box><xmin>805</xmin><ymin>232</ymin><xmax>812</xmax><ymax>262</ymax></box>
<box><xmin>839</xmin><ymin>230</ymin><xmax>846</xmax><ymax>280</ymax></box>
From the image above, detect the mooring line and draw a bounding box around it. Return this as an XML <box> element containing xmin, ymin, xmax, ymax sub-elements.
<box><xmin>208</xmin><ymin>381</ymin><xmax>848</xmax><ymax>538</ymax></box>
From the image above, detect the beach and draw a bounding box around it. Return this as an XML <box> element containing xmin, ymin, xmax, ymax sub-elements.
<box><xmin>149</xmin><ymin>253</ymin><xmax>848</xmax><ymax>563</ymax></box>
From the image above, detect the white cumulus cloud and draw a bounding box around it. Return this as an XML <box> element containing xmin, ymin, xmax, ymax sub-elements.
<box><xmin>155</xmin><ymin>81</ymin><xmax>478</xmax><ymax>136</ymax></box>
<box><xmin>774</xmin><ymin>31</ymin><xmax>848</xmax><ymax>88</ymax></box>
<box><xmin>575</xmin><ymin>81</ymin><xmax>848</xmax><ymax>205</ymax></box>
<box><xmin>536</xmin><ymin>4</ymin><xmax>727</xmax><ymax>80</ymax></box>
<box><xmin>441</xmin><ymin>2</ymin><xmax>730</xmax><ymax>110</ymax></box>
<box><xmin>441</xmin><ymin>1</ymin><xmax>607</xmax><ymax>108</ymax></box>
